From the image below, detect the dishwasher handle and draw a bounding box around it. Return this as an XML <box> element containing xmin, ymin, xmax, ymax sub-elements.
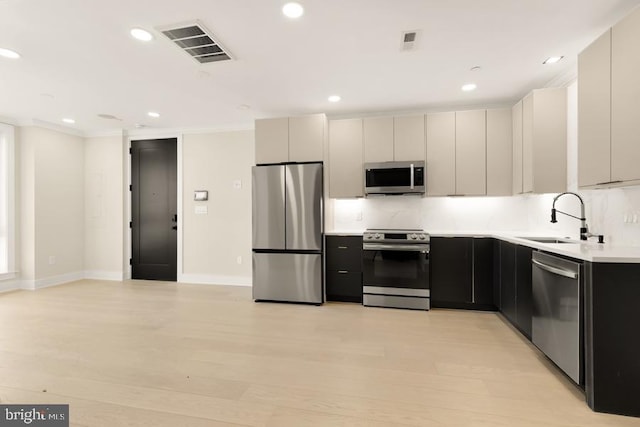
<box><xmin>532</xmin><ymin>258</ymin><xmax>578</xmax><ymax>279</ymax></box>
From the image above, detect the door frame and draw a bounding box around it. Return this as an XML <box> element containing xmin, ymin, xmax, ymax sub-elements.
<box><xmin>125</xmin><ymin>133</ymin><xmax>183</xmax><ymax>281</ymax></box>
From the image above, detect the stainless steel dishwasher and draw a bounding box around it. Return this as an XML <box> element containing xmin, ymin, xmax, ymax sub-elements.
<box><xmin>531</xmin><ymin>251</ymin><xmax>582</xmax><ymax>385</ymax></box>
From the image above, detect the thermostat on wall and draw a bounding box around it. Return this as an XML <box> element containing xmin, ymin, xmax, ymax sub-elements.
<box><xmin>194</xmin><ymin>190</ymin><xmax>208</xmax><ymax>201</ymax></box>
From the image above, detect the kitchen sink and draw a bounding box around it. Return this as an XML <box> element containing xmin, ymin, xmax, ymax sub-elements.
<box><xmin>515</xmin><ymin>237</ymin><xmax>577</xmax><ymax>244</ymax></box>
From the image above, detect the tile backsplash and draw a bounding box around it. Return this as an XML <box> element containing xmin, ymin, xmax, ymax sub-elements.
<box><xmin>330</xmin><ymin>188</ymin><xmax>640</xmax><ymax>246</ymax></box>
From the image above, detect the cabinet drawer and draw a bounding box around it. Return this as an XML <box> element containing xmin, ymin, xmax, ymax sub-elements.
<box><xmin>326</xmin><ymin>271</ymin><xmax>362</xmax><ymax>303</ymax></box>
<box><xmin>326</xmin><ymin>236</ymin><xmax>362</xmax><ymax>271</ymax></box>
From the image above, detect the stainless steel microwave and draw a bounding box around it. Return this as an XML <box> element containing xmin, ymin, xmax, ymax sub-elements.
<box><xmin>364</xmin><ymin>161</ymin><xmax>425</xmax><ymax>195</ymax></box>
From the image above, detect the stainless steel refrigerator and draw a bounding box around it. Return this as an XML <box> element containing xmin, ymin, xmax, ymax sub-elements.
<box><xmin>252</xmin><ymin>162</ymin><xmax>323</xmax><ymax>304</ymax></box>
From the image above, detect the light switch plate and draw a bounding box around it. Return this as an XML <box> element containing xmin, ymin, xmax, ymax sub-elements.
<box><xmin>233</xmin><ymin>180</ymin><xmax>242</xmax><ymax>189</ymax></box>
<box><xmin>195</xmin><ymin>205</ymin><xmax>208</xmax><ymax>215</ymax></box>
<box><xmin>194</xmin><ymin>190</ymin><xmax>208</xmax><ymax>201</ymax></box>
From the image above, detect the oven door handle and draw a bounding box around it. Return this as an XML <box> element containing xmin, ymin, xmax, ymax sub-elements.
<box><xmin>363</xmin><ymin>243</ymin><xmax>429</xmax><ymax>252</ymax></box>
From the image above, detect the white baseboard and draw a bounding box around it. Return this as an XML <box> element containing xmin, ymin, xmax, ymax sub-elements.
<box><xmin>179</xmin><ymin>274</ymin><xmax>252</xmax><ymax>287</ymax></box>
<box><xmin>0</xmin><ymin>278</ymin><xmax>21</xmax><ymax>293</ymax></box>
<box><xmin>84</xmin><ymin>270</ymin><xmax>124</xmax><ymax>281</ymax></box>
<box><xmin>22</xmin><ymin>271</ymin><xmax>85</xmax><ymax>291</ymax></box>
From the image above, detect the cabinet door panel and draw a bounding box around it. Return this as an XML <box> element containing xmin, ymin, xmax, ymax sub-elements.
<box><xmin>255</xmin><ymin>118</ymin><xmax>288</xmax><ymax>164</ymax></box>
<box><xmin>394</xmin><ymin>115</ymin><xmax>425</xmax><ymax>161</ymax></box>
<box><xmin>487</xmin><ymin>109</ymin><xmax>512</xmax><ymax>196</ymax></box>
<box><xmin>329</xmin><ymin>119</ymin><xmax>364</xmax><ymax>198</ymax></box>
<box><xmin>611</xmin><ymin>8</ymin><xmax>640</xmax><ymax>182</ymax></box>
<box><xmin>326</xmin><ymin>236</ymin><xmax>362</xmax><ymax>271</ymax></box>
<box><xmin>456</xmin><ymin>110</ymin><xmax>487</xmax><ymax>196</ymax></box>
<box><xmin>512</xmin><ymin>101</ymin><xmax>523</xmax><ymax>194</ymax></box>
<box><xmin>289</xmin><ymin>114</ymin><xmax>324</xmax><ymax>162</ymax></box>
<box><xmin>500</xmin><ymin>241</ymin><xmax>516</xmax><ymax>323</ymax></box>
<box><xmin>431</xmin><ymin>237</ymin><xmax>472</xmax><ymax>304</ymax></box>
<box><xmin>473</xmin><ymin>238</ymin><xmax>495</xmax><ymax>306</ymax></box>
<box><xmin>364</xmin><ymin>117</ymin><xmax>394</xmax><ymax>163</ymax></box>
<box><xmin>515</xmin><ymin>245</ymin><xmax>533</xmax><ymax>338</ymax></box>
<box><xmin>326</xmin><ymin>271</ymin><xmax>362</xmax><ymax>303</ymax></box>
<box><xmin>532</xmin><ymin>89</ymin><xmax>567</xmax><ymax>193</ymax></box>
<box><xmin>522</xmin><ymin>95</ymin><xmax>534</xmax><ymax>193</ymax></box>
<box><xmin>579</xmin><ymin>30</ymin><xmax>612</xmax><ymax>187</ymax></box>
<box><xmin>426</xmin><ymin>112</ymin><xmax>456</xmax><ymax>196</ymax></box>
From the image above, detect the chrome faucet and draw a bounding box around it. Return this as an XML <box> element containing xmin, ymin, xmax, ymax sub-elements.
<box><xmin>551</xmin><ymin>192</ymin><xmax>604</xmax><ymax>243</ymax></box>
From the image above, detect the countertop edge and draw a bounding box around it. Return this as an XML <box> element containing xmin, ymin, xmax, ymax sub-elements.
<box><xmin>326</xmin><ymin>230</ymin><xmax>640</xmax><ymax>263</ymax></box>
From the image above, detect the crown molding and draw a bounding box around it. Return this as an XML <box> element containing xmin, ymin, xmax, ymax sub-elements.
<box><xmin>19</xmin><ymin>119</ymin><xmax>85</xmax><ymax>137</ymax></box>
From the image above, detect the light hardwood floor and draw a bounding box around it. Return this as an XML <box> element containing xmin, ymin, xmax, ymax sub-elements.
<box><xmin>1</xmin><ymin>279</ymin><xmax>639</xmax><ymax>427</ymax></box>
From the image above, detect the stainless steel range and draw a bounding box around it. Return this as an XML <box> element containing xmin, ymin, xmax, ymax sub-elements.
<box><xmin>362</xmin><ymin>229</ymin><xmax>430</xmax><ymax>310</ymax></box>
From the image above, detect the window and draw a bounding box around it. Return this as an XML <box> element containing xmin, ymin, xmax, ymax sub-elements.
<box><xmin>0</xmin><ymin>123</ymin><xmax>15</xmax><ymax>276</ymax></box>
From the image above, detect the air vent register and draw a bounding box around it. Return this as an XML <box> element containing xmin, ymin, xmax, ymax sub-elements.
<box><xmin>159</xmin><ymin>22</ymin><xmax>233</xmax><ymax>64</ymax></box>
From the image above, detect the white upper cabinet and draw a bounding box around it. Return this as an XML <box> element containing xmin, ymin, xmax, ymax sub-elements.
<box><xmin>289</xmin><ymin>114</ymin><xmax>325</xmax><ymax>162</ymax></box>
<box><xmin>513</xmin><ymin>88</ymin><xmax>567</xmax><ymax>194</ymax></box>
<box><xmin>611</xmin><ymin>7</ymin><xmax>640</xmax><ymax>183</ymax></box>
<box><xmin>255</xmin><ymin>114</ymin><xmax>326</xmax><ymax>164</ymax></box>
<box><xmin>394</xmin><ymin>115</ymin><xmax>426</xmax><ymax>161</ymax></box>
<box><xmin>455</xmin><ymin>110</ymin><xmax>487</xmax><ymax>196</ymax></box>
<box><xmin>512</xmin><ymin>101</ymin><xmax>523</xmax><ymax>194</ymax></box>
<box><xmin>329</xmin><ymin>119</ymin><xmax>364</xmax><ymax>198</ymax></box>
<box><xmin>363</xmin><ymin>115</ymin><xmax>426</xmax><ymax>163</ymax></box>
<box><xmin>578</xmin><ymin>29</ymin><xmax>612</xmax><ymax>187</ymax></box>
<box><xmin>522</xmin><ymin>94</ymin><xmax>534</xmax><ymax>193</ymax></box>
<box><xmin>578</xmin><ymin>7</ymin><xmax>640</xmax><ymax>188</ymax></box>
<box><xmin>426</xmin><ymin>112</ymin><xmax>456</xmax><ymax>196</ymax></box>
<box><xmin>363</xmin><ymin>117</ymin><xmax>394</xmax><ymax>163</ymax></box>
<box><xmin>486</xmin><ymin>108</ymin><xmax>513</xmax><ymax>196</ymax></box>
<box><xmin>255</xmin><ymin>118</ymin><xmax>288</xmax><ymax>164</ymax></box>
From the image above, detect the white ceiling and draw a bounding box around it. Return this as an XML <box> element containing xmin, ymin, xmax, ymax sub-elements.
<box><xmin>0</xmin><ymin>0</ymin><xmax>638</xmax><ymax>134</ymax></box>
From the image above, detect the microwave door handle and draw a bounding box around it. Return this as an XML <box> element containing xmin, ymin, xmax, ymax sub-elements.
<box><xmin>410</xmin><ymin>163</ymin><xmax>414</xmax><ymax>189</ymax></box>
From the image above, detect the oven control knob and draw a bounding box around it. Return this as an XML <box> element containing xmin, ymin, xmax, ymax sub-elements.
<box><xmin>420</xmin><ymin>235</ymin><xmax>427</xmax><ymax>240</ymax></box>
<box><xmin>410</xmin><ymin>233</ymin><xmax>417</xmax><ymax>240</ymax></box>
<box><xmin>376</xmin><ymin>233</ymin><xmax>382</xmax><ymax>239</ymax></box>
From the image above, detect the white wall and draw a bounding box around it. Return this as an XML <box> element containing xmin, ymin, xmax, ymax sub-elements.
<box><xmin>19</xmin><ymin>126</ymin><xmax>85</xmax><ymax>288</ymax></box>
<box><xmin>84</xmin><ymin>135</ymin><xmax>125</xmax><ymax>279</ymax></box>
<box><xmin>181</xmin><ymin>130</ymin><xmax>253</xmax><ymax>285</ymax></box>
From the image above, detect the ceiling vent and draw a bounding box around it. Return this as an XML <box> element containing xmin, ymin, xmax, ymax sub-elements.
<box><xmin>158</xmin><ymin>21</ymin><xmax>233</xmax><ymax>64</ymax></box>
<box><xmin>401</xmin><ymin>30</ymin><xmax>419</xmax><ymax>51</ymax></box>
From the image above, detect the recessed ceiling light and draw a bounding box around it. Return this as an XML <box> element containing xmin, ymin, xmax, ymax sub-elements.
<box><xmin>461</xmin><ymin>83</ymin><xmax>477</xmax><ymax>92</ymax></box>
<box><xmin>282</xmin><ymin>2</ymin><xmax>304</xmax><ymax>19</ymax></box>
<box><xmin>130</xmin><ymin>28</ymin><xmax>154</xmax><ymax>42</ymax></box>
<box><xmin>328</xmin><ymin>95</ymin><xmax>341</xmax><ymax>103</ymax></box>
<box><xmin>543</xmin><ymin>56</ymin><xmax>564</xmax><ymax>65</ymax></box>
<box><xmin>147</xmin><ymin>111</ymin><xmax>160</xmax><ymax>118</ymax></box>
<box><xmin>470</xmin><ymin>66</ymin><xmax>482</xmax><ymax>72</ymax></box>
<box><xmin>62</xmin><ymin>118</ymin><xmax>75</xmax><ymax>124</ymax></box>
<box><xmin>0</xmin><ymin>47</ymin><xmax>20</xmax><ymax>59</ymax></box>
<box><xmin>238</xmin><ymin>104</ymin><xmax>251</xmax><ymax>110</ymax></box>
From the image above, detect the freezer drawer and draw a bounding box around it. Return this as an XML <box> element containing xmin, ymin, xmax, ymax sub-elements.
<box><xmin>252</xmin><ymin>252</ymin><xmax>323</xmax><ymax>304</ymax></box>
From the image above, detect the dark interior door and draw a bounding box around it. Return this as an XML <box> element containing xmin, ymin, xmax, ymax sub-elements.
<box><xmin>131</xmin><ymin>138</ymin><xmax>177</xmax><ymax>281</ymax></box>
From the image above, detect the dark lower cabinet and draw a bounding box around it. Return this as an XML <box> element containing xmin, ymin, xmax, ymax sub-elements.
<box><xmin>431</xmin><ymin>237</ymin><xmax>472</xmax><ymax>306</ymax></box>
<box><xmin>499</xmin><ymin>241</ymin><xmax>517</xmax><ymax>323</ymax></box>
<box><xmin>515</xmin><ymin>245</ymin><xmax>533</xmax><ymax>338</ymax></box>
<box><xmin>431</xmin><ymin>237</ymin><xmax>496</xmax><ymax>310</ymax></box>
<box><xmin>585</xmin><ymin>262</ymin><xmax>640</xmax><ymax>417</ymax></box>
<box><xmin>325</xmin><ymin>235</ymin><xmax>362</xmax><ymax>303</ymax></box>
<box><xmin>499</xmin><ymin>240</ymin><xmax>532</xmax><ymax>339</ymax></box>
<box><xmin>473</xmin><ymin>238</ymin><xmax>495</xmax><ymax>308</ymax></box>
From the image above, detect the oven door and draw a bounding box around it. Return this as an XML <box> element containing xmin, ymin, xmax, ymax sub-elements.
<box><xmin>362</xmin><ymin>243</ymin><xmax>429</xmax><ymax>290</ymax></box>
